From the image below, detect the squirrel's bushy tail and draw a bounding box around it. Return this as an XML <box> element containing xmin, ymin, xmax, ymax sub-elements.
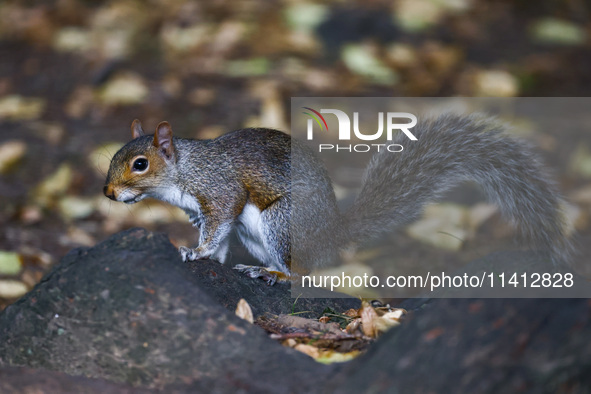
<box><xmin>345</xmin><ymin>113</ymin><xmax>572</xmax><ymax>263</ymax></box>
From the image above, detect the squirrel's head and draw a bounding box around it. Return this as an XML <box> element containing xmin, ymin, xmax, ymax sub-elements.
<box><xmin>104</xmin><ymin>119</ymin><xmax>176</xmax><ymax>204</ymax></box>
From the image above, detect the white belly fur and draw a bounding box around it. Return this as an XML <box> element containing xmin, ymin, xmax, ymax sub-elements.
<box><xmin>236</xmin><ymin>203</ymin><xmax>274</xmax><ymax>266</ymax></box>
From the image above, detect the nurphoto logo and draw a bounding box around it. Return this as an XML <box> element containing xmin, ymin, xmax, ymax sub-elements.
<box><xmin>302</xmin><ymin>107</ymin><xmax>418</xmax><ymax>152</ymax></box>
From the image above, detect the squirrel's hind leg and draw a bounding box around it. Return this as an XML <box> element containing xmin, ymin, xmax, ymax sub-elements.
<box><xmin>233</xmin><ymin>265</ymin><xmax>290</xmax><ymax>285</ymax></box>
<box><xmin>259</xmin><ymin>196</ymin><xmax>292</xmax><ymax>273</ymax></box>
<box><xmin>233</xmin><ymin>197</ymin><xmax>292</xmax><ymax>285</ymax></box>
<box><xmin>235</xmin><ymin>199</ymin><xmax>291</xmax><ymax>272</ymax></box>
<box><xmin>210</xmin><ymin>236</ymin><xmax>230</xmax><ymax>264</ymax></box>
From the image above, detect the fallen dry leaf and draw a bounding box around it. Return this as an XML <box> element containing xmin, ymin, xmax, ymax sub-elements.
<box><xmin>358</xmin><ymin>301</ymin><xmax>406</xmax><ymax>337</ymax></box>
<box><xmin>98</xmin><ymin>73</ymin><xmax>149</xmax><ymax>105</ymax></box>
<box><xmin>0</xmin><ymin>251</ymin><xmax>22</xmax><ymax>275</ymax></box>
<box><xmin>0</xmin><ymin>280</ymin><xmax>28</xmax><ymax>298</ymax></box>
<box><xmin>294</xmin><ymin>343</ymin><xmax>320</xmax><ymax>359</ymax></box>
<box><xmin>235</xmin><ymin>298</ymin><xmax>254</xmax><ymax>324</ymax></box>
<box><xmin>316</xmin><ymin>350</ymin><xmax>361</xmax><ymax>364</ymax></box>
<box><xmin>318</xmin><ymin>315</ymin><xmax>330</xmax><ymax>324</ymax></box>
<box><xmin>277</xmin><ymin>314</ymin><xmax>342</xmax><ymax>335</ymax></box>
<box><xmin>374</xmin><ymin>310</ymin><xmax>405</xmax><ymax>333</ymax></box>
<box><xmin>345</xmin><ymin>318</ymin><xmax>361</xmax><ymax>335</ymax></box>
<box><xmin>0</xmin><ymin>95</ymin><xmax>46</xmax><ymax>121</ymax></box>
<box><xmin>360</xmin><ymin>301</ymin><xmax>379</xmax><ymax>338</ymax></box>
<box><xmin>0</xmin><ymin>140</ymin><xmax>26</xmax><ymax>174</ymax></box>
<box><xmin>32</xmin><ymin>163</ymin><xmax>73</xmax><ymax>207</ymax></box>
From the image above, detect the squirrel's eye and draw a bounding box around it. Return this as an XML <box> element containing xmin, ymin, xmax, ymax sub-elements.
<box><xmin>132</xmin><ymin>158</ymin><xmax>149</xmax><ymax>172</ymax></box>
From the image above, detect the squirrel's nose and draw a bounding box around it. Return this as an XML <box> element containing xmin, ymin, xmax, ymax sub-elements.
<box><xmin>104</xmin><ymin>185</ymin><xmax>116</xmax><ymax>200</ymax></box>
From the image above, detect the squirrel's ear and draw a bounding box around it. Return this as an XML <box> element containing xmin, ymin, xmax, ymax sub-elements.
<box><xmin>154</xmin><ymin>121</ymin><xmax>175</xmax><ymax>160</ymax></box>
<box><xmin>131</xmin><ymin>119</ymin><xmax>145</xmax><ymax>139</ymax></box>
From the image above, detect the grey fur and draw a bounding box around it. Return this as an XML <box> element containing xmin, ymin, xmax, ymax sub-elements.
<box><xmin>344</xmin><ymin>113</ymin><xmax>572</xmax><ymax>264</ymax></box>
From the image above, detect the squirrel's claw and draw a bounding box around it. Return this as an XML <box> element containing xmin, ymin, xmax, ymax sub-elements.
<box><xmin>179</xmin><ymin>246</ymin><xmax>201</xmax><ymax>262</ymax></box>
<box><xmin>233</xmin><ymin>264</ymin><xmax>279</xmax><ymax>286</ymax></box>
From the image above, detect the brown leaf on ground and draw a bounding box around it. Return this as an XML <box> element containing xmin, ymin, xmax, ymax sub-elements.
<box><xmin>235</xmin><ymin>298</ymin><xmax>254</xmax><ymax>324</ymax></box>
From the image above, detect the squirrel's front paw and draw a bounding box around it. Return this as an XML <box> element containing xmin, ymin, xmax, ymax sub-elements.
<box><xmin>179</xmin><ymin>246</ymin><xmax>208</xmax><ymax>262</ymax></box>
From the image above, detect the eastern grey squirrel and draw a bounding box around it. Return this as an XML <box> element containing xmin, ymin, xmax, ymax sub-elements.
<box><xmin>104</xmin><ymin>114</ymin><xmax>572</xmax><ymax>284</ymax></box>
